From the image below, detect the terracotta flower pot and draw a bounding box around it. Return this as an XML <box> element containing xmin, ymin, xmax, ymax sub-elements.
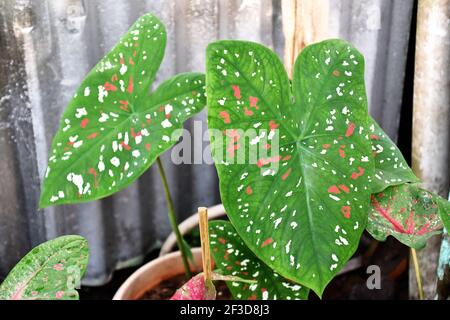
<box><xmin>113</xmin><ymin>248</ymin><xmax>203</xmax><ymax>300</ymax></box>
<box><xmin>114</xmin><ymin>204</ymin><xmax>226</xmax><ymax>300</ymax></box>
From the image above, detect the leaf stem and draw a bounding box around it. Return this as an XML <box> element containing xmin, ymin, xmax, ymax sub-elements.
<box><xmin>411</xmin><ymin>248</ymin><xmax>424</xmax><ymax>299</ymax></box>
<box><xmin>156</xmin><ymin>157</ymin><xmax>192</xmax><ymax>279</ymax></box>
<box><xmin>198</xmin><ymin>207</ymin><xmax>212</xmax><ymax>283</ymax></box>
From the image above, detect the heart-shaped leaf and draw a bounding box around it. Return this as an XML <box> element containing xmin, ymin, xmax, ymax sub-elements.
<box><xmin>40</xmin><ymin>14</ymin><xmax>206</xmax><ymax>207</ymax></box>
<box><xmin>210</xmin><ymin>221</ymin><xmax>309</xmax><ymax>300</ymax></box>
<box><xmin>0</xmin><ymin>235</ymin><xmax>89</xmax><ymax>300</ymax></box>
<box><xmin>367</xmin><ymin>184</ymin><xmax>444</xmax><ymax>248</ymax></box>
<box><xmin>368</xmin><ymin>119</ymin><xmax>419</xmax><ymax>193</ymax></box>
<box><xmin>206</xmin><ymin>39</ymin><xmax>374</xmax><ymax>296</ymax></box>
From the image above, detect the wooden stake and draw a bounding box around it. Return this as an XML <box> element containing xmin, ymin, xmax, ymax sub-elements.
<box><xmin>282</xmin><ymin>0</ymin><xmax>329</xmax><ymax>78</ymax></box>
<box><xmin>199</xmin><ymin>207</ymin><xmax>212</xmax><ymax>283</ymax></box>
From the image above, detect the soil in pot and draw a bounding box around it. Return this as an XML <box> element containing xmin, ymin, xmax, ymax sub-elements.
<box><xmin>139</xmin><ymin>274</ymin><xmax>232</xmax><ymax>300</ymax></box>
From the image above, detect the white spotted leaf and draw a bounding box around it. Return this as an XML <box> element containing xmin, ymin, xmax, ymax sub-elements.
<box><xmin>368</xmin><ymin>183</ymin><xmax>445</xmax><ymax>249</ymax></box>
<box><xmin>368</xmin><ymin>119</ymin><xmax>419</xmax><ymax>193</ymax></box>
<box><xmin>206</xmin><ymin>39</ymin><xmax>374</xmax><ymax>296</ymax></box>
<box><xmin>0</xmin><ymin>235</ymin><xmax>89</xmax><ymax>300</ymax></box>
<box><xmin>39</xmin><ymin>14</ymin><xmax>206</xmax><ymax>207</ymax></box>
<box><xmin>210</xmin><ymin>221</ymin><xmax>309</xmax><ymax>300</ymax></box>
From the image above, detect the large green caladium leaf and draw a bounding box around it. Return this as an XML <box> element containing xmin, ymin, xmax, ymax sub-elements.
<box><xmin>40</xmin><ymin>14</ymin><xmax>206</xmax><ymax>207</ymax></box>
<box><xmin>210</xmin><ymin>221</ymin><xmax>309</xmax><ymax>300</ymax></box>
<box><xmin>206</xmin><ymin>39</ymin><xmax>374</xmax><ymax>296</ymax></box>
<box><xmin>368</xmin><ymin>119</ymin><xmax>419</xmax><ymax>193</ymax></box>
<box><xmin>0</xmin><ymin>235</ymin><xmax>89</xmax><ymax>300</ymax></box>
<box><xmin>367</xmin><ymin>183</ymin><xmax>444</xmax><ymax>249</ymax></box>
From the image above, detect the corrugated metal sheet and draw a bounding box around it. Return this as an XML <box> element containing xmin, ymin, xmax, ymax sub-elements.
<box><xmin>0</xmin><ymin>0</ymin><xmax>413</xmax><ymax>286</ymax></box>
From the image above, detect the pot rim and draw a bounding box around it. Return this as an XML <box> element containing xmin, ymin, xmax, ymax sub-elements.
<box><xmin>159</xmin><ymin>203</ymin><xmax>226</xmax><ymax>256</ymax></box>
<box><xmin>113</xmin><ymin>247</ymin><xmax>202</xmax><ymax>300</ymax></box>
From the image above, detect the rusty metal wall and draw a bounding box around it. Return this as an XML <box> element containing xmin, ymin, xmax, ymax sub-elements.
<box><xmin>0</xmin><ymin>0</ymin><xmax>415</xmax><ymax>286</ymax></box>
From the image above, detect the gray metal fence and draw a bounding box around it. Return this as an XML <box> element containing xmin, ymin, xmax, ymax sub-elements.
<box><xmin>0</xmin><ymin>0</ymin><xmax>414</xmax><ymax>285</ymax></box>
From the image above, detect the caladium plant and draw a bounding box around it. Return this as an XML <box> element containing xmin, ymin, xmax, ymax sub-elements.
<box><xmin>0</xmin><ymin>235</ymin><xmax>89</xmax><ymax>300</ymax></box>
<box><xmin>38</xmin><ymin>14</ymin><xmax>206</xmax><ymax>277</ymax></box>
<box><xmin>207</xmin><ymin>39</ymin><xmax>375</xmax><ymax>296</ymax></box>
<box><xmin>206</xmin><ymin>39</ymin><xmax>450</xmax><ymax>298</ymax></box>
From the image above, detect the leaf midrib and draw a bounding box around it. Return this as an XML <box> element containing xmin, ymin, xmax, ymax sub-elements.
<box><xmin>295</xmin><ymin>140</ymin><xmax>323</xmax><ymax>287</ymax></box>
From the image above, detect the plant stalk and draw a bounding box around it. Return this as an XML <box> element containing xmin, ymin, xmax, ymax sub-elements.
<box><xmin>156</xmin><ymin>157</ymin><xmax>192</xmax><ymax>279</ymax></box>
<box><xmin>411</xmin><ymin>248</ymin><xmax>424</xmax><ymax>300</ymax></box>
<box><xmin>198</xmin><ymin>207</ymin><xmax>212</xmax><ymax>282</ymax></box>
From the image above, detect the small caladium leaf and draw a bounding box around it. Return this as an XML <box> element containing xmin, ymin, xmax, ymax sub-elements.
<box><xmin>0</xmin><ymin>235</ymin><xmax>89</xmax><ymax>300</ymax></box>
<box><xmin>40</xmin><ymin>14</ymin><xmax>206</xmax><ymax>207</ymax></box>
<box><xmin>367</xmin><ymin>183</ymin><xmax>444</xmax><ymax>249</ymax></box>
<box><xmin>207</xmin><ymin>39</ymin><xmax>374</xmax><ymax>296</ymax></box>
<box><xmin>368</xmin><ymin>119</ymin><xmax>419</xmax><ymax>193</ymax></box>
<box><xmin>170</xmin><ymin>273</ymin><xmax>216</xmax><ymax>300</ymax></box>
<box><xmin>210</xmin><ymin>221</ymin><xmax>309</xmax><ymax>300</ymax></box>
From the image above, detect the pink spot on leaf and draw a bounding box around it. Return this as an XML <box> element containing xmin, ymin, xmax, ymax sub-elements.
<box><xmin>119</xmin><ymin>100</ymin><xmax>129</xmax><ymax>112</ymax></box>
<box><xmin>231</xmin><ymin>85</ymin><xmax>241</xmax><ymax>99</ymax></box>
<box><xmin>261</xmin><ymin>237</ymin><xmax>274</xmax><ymax>248</ymax></box>
<box><xmin>219</xmin><ymin>111</ymin><xmax>231</xmax><ymax>124</ymax></box>
<box><xmin>269</xmin><ymin>120</ymin><xmax>279</xmax><ymax>130</ymax></box>
<box><xmin>53</xmin><ymin>263</ymin><xmax>64</xmax><ymax>271</ymax></box>
<box><xmin>338</xmin><ymin>145</ymin><xmax>346</xmax><ymax>158</ymax></box>
<box><xmin>80</xmin><ymin>119</ymin><xmax>89</xmax><ymax>128</ymax></box>
<box><xmin>282</xmin><ymin>168</ymin><xmax>292</xmax><ymax>180</ymax></box>
<box><xmin>127</xmin><ymin>76</ymin><xmax>134</xmax><ymax>93</ymax></box>
<box><xmin>87</xmin><ymin>133</ymin><xmax>98</xmax><ymax>139</ymax></box>
<box><xmin>328</xmin><ymin>185</ymin><xmax>340</xmax><ymax>194</ymax></box>
<box><xmin>244</xmin><ymin>107</ymin><xmax>253</xmax><ymax>116</ymax></box>
<box><xmin>339</xmin><ymin>185</ymin><xmax>350</xmax><ymax>193</ymax></box>
<box><xmin>131</xmin><ymin>128</ymin><xmax>142</xmax><ymax>138</ymax></box>
<box><xmin>249</xmin><ymin>96</ymin><xmax>259</xmax><ymax>109</ymax></box>
<box><xmin>351</xmin><ymin>167</ymin><xmax>365</xmax><ymax>180</ymax></box>
<box><xmin>341</xmin><ymin>206</ymin><xmax>351</xmax><ymax>219</ymax></box>
<box><xmin>120</xmin><ymin>141</ymin><xmax>131</xmax><ymax>151</ymax></box>
<box><xmin>345</xmin><ymin>122</ymin><xmax>356</xmax><ymax>137</ymax></box>
<box><xmin>104</xmin><ymin>82</ymin><xmax>117</xmax><ymax>91</ymax></box>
